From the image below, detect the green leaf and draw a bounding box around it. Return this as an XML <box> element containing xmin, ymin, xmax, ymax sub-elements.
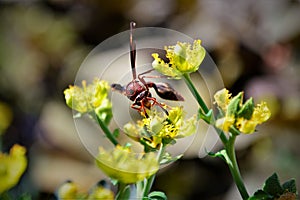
<box><xmin>110</xmin><ymin>179</ymin><xmax>119</xmax><ymax>186</ymax></box>
<box><xmin>198</xmin><ymin>109</ymin><xmax>213</xmax><ymax>124</ymax></box>
<box><xmin>207</xmin><ymin>149</ymin><xmax>228</xmax><ymax>163</ymax></box>
<box><xmin>227</xmin><ymin>92</ymin><xmax>242</xmax><ymax>116</ymax></box>
<box><xmin>263</xmin><ymin>173</ymin><xmax>283</xmax><ymax>197</ymax></box>
<box><xmin>162</xmin><ymin>137</ymin><xmax>176</xmax><ymax>146</ymax></box>
<box><xmin>248</xmin><ymin>190</ymin><xmax>273</xmax><ymax>200</ymax></box>
<box><xmin>148</xmin><ymin>191</ymin><xmax>167</xmax><ymax>200</ymax></box>
<box><xmin>250</xmin><ymin>173</ymin><xmax>298</xmax><ymax>200</ymax></box>
<box><xmin>237</xmin><ymin>98</ymin><xmax>254</xmax><ymax>120</ymax></box>
<box><xmin>113</xmin><ymin>129</ymin><xmax>120</xmax><ymax>138</ymax></box>
<box><xmin>17</xmin><ymin>193</ymin><xmax>32</xmax><ymax>200</ymax></box>
<box><xmin>216</xmin><ymin>107</ymin><xmax>225</xmax><ymax>118</ymax></box>
<box><xmin>282</xmin><ymin>178</ymin><xmax>297</xmax><ymax>194</ymax></box>
<box><xmin>160</xmin><ymin>153</ymin><xmax>183</xmax><ymax>165</ymax></box>
<box><xmin>116</xmin><ymin>185</ymin><xmax>131</xmax><ymax>200</ymax></box>
<box><xmin>96</xmin><ymin>107</ymin><xmax>113</xmax><ymax>125</ymax></box>
<box><xmin>140</xmin><ymin>139</ymin><xmax>158</xmax><ymax>153</ymax></box>
<box><xmin>229</xmin><ymin>126</ymin><xmax>241</xmax><ymax>136</ymax></box>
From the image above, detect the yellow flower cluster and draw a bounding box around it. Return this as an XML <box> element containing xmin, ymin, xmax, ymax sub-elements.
<box><xmin>152</xmin><ymin>40</ymin><xmax>206</xmax><ymax>78</ymax></box>
<box><xmin>57</xmin><ymin>180</ymin><xmax>114</xmax><ymax>200</ymax></box>
<box><xmin>0</xmin><ymin>144</ymin><xmax>27</xmax><ymax>194</ymax></box>
<box><xmin>95</xmin><ymin>145</ymin><xmax>159</xmax><ymax>184</ymax></box>
<box><xmin>64</xmin><ymin>79</ymin><xmax>111</xmax><ymax>113</ymax></box>
<box><xmin>214</xmin><ymin>88</ymin><xmax>271</xmax><ymax>134</ymax></box>
<box><xmin>64</xmin><ymin>78</ymin><xmax>112</xmax><ymax>123</ymax></box>
<box><xmin>124</xmin><ymin>107</ymin><xmax>197</xmax><ymax>148</ymax></box>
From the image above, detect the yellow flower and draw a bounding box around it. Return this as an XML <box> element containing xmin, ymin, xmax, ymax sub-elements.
<box><xmin>57</xmin><ymin>181</ymin><xmax>79</xmax><ymax>199</ymax></box>
<box><xmin>57</xmin><ymin>181</ymin><xmax>114</xmax><ymax>200</ymax></box>
<box><xmin>64</xmin><ymin>78</ymin><xmax>112</xmax><ymax>123</ymax></box>
<box><xmin>152</xmin><ymin>40</ymin><xmax>206</xmax><ymax>78</ymax></box>
<box><xmin>236</xmin><ymin>102</ymin><xmax>271</xmax><ymax>134</ymax></box>
<box><xmin>215</xmin><ymin>115</ymin><xmax>235</xmax><ymax>132</ymax></box>
<box><xmin>214</xmin><ymin>88</ymin><xmax>271</xmax><ymax>134</ymax></box>
<box><xmin>124</xmin><ymin>107</ymin><xmax>197</xmax><ymax>148</ymax></box>
<box><xmin>163</xmin><ymin>106</ymin><xmax>197</xmax><ymax>138</ymax></box>
<box><xmin>214</xmin><ymin>88</ymin><xmax>232</xmax><ymax>112</ymax></box>
<box><xmin>95</xmin><ymin>146</ymin><xmax>159</xmax><ymax>184</ymax></box>
<box><xmin>64</xmin><ymin>79</ymin><xmax>110</xmax><ymax>113</ymax></box>
<box><xmin>252</xmin><ymin>102</ymin><xmax>271</xmax><ymax>123</ymax></box>
<box><xmin>236</xmin><ymin>118</ymin><xmax>257</xmax><ymax>134</ymax></box>
<box><xmin>0</xmin><ymin>144</ymin><xmax>27</xmax><ymax>194</ymax></box>
<box><xmin>88</xmin><ymin>185</ymin><xmax>114</xmax><ymax>200</ymax></box>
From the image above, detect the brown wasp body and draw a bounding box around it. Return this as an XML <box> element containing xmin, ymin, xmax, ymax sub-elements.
<box><xmin>111</xmin><ymin>22</ymin><xmax>184</xmax><ymax>116</ymax></box>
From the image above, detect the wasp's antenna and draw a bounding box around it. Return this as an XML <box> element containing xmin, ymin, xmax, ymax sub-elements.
<box><xmin>130</xmin><ymin>22</ymin><xmax>137</xmax><ymax>79</ymax></box>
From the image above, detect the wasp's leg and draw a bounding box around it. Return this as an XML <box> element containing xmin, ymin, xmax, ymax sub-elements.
<box><xmin>138</xmin><ymin>69</ymin><xmax>170</xmax><ymax>87</ymax></box>
<box><xmin>131</xmin><ymin>103</ymin><xmax>149</xmax><ymax>118</ymax></box>
<box><xmin>147</xmin><ymin>97</ymin><xmax>169</xmax><ymax>115</ymax></box>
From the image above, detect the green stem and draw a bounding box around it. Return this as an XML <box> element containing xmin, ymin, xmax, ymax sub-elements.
<box><xmin>142</xmin><ymin>145</ymin><xmax>165</xmax><ymax>197</ymax></box>
<box><xmin>226</xmin><ymin>135</ymin><xmax>249</xmax><ymax>200</ymax></box>
<box><xmin>182</xmin><ymin>73</ymin><xmax>227</xmax><ymax>144</ymax></box>
<box><xmin>116</xmin><ymin>183</ymin><xmax>130</xmax><ymax>200</ymax></box>
<box><xmin>182</xmin><ymin>72</ymin><xmax>248</xmax><ymax>198</ymax></box>
<box><xmin>183</xmin><ymin>73</ymin><xmax>209</xmax><ymax>114</ymax></box>
<box><xmin>94</xmin><ymin>112</ymin><xmax>119</xmax><ymax>146</ymax></box>
<box><xmin>215</xmin><ymin>127</ymin><xmax>228</xmax><ymax>144</ymax></box>
<box><xmin>142</xmin><ymin>174</ymin><xmax>156</xmax><ymax>198</ymax></box>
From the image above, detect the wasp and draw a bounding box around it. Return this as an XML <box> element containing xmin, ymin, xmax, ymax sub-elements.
<box><xmin>111</xmin><ymin>22</ymin><xmax>184</xmax><ymax>117</ymax></box>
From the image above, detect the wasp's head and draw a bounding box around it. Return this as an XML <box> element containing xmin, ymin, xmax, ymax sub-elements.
<box><xmin>111</xmin><ymin>83</ymin><xmax>125</xmax><ymax>93</ymax></box>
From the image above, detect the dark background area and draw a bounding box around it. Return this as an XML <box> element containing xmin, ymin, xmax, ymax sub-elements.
<box><xmin>0</xmin><ymin>1</ymin><xmax>299</xmax><ymax>199</ymax></box>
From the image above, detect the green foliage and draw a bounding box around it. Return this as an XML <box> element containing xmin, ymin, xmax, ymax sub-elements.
<box><xmin>15</xmin><ymin>193</ymin><xmax>32</xmax><ymax>200</ymax></box>
<box><xmin>237</xmin><ymin>98</ymin><xmax>254</xmax><ymax>120</ymax></box>
<box><xmin>147</xmin><ymin>191</ymin><xmax>167</xmax><ymax>200</ymax></box>
<box><xmin>159</xmin><ymin>152</ymin><xmax>183</xmax><ymax>165</ymax></box>
<box><xmin>198</xmin><ymin>108</ymin><xmax>213</xmax><ymax>124</ymax></box>
<box><xmin>116</xmin><ymin>185</ymin><xmax>131</xmax><ymax>200</ymax></box>
<box><xmin>248</xmin><ymin>173</ymin><xmax>297</xmax><ymax>200</ymax></box>
<box><xmin>282</xmin><ymin>179</ymin><xmax>297</xmax><ymax>194</ymax></box>
<box><xmin>227</xmin><ymin>92</ymin><xmax>243</xmax><ymax>117</ymax></box>
<box><xmin>263</xmin><ymin>173</ymin><xmax>284</xmax><ymax>196</ymax></box>
<box><xmin>113</xmin><ymin>129</ymin><xmax>120</xmax><ymax>138</ymax></box>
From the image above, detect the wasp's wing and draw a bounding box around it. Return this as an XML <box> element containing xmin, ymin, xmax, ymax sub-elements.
<box><xmin>149</xmin><ymin>82</ymin><xmax>184</xmax><ymax>101</ymax></box>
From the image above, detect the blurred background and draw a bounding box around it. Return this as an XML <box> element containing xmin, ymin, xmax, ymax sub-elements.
<box><xmin>0</xmin><ymin>0</ymin><xmax>299</xmax><ymax>199</ymax></box>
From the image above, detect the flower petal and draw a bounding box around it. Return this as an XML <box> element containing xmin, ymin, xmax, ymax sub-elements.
<box><xmin>152</xmin><ymin>40</ymin><xmax>205</xmax><ymax>78</ymax></box>
<box><xmin>178</xmin><ymin>115</ymin><xmax>197</xmax><ymax>137</ymax></box>
<box><xmin>96</xmin><ymin>146</ymin><xmax>159</xmax><ymax>184</ymax></box>
<box><xmin>214</xmin><ymin>88</ymin><xmax>232</xmax><ymax>112</ymax></box>
<box><xmin>57</xmin><ymin>181</ymin><xmax>78</xmax><ymax>199</ymax></box>
<box><xmin>215</xmin><ymin>115</ymin><xmax>235</xmax><ymax>132</ymax></box>
<box><xmin>236</xmin><ymin>118</ymin><xmax>257</xmax><ymax>134</ymax></box>
<box><xmin>88</xmin><ymin>185</ymin><xmax>114</xmax><ymax>200</ymax></box>
<box><xmin>63</xmin><ymin>79</ymin><xmax>112</xmax><ymax>122</ymax></box>
<box><xmin>152</xmin><ymin>53</ymin><xmax>182</xmax><ymax>78</ymax></box>
<box><xmin>252</xmin><ymin>102</ymin><xmax>271</xmax><ymax>123</ymax></box>
<box><xmin>170</xmin><ymin>40</ymin><xmax>206</xmax><ymax>73</ymax></box>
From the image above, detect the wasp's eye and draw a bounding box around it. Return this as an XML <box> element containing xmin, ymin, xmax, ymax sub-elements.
<box><xmin>126</xmin><ymin>84</ymin><xmax>135</xmax><ymax>95</ymax></box>
<box><xmin>128</xmin><ymin>89</ymin><xmax>134</xmax><ymax>95</ymax></box>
